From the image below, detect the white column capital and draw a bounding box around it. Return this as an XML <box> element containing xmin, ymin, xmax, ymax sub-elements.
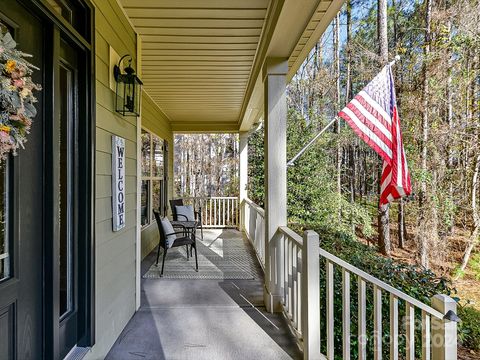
<box><xmin>262</xmin><ymin>57</ymin><xmax>288</xmax><ymax>80</ymax></box>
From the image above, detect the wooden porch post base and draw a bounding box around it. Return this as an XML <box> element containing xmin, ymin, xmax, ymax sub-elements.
<box><xmin>264</xmin><ymin>285</ymin><xmax>284</xmax><ymax>313</ymax></box>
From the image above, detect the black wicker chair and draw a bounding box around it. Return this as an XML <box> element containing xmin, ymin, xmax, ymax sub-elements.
<box><xmin>169</xmin><ymin>198</ymin><xmax>204</xmax><ymax>240</ymax></box>
<box><xmin>153</xmin><ymin>210</ymin><xmax>198</xmax><ymax>277</ymax></box>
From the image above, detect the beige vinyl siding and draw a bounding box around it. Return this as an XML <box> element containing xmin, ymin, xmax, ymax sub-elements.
<box><xmin>140</xmin><ymin>91</ymin><xmax>174</xmax><ymax>259</ymax></box>
<box><xmin>86</xmin><ymin>0</ymin><xmax>138</xmax><ymax>358</ymax></box>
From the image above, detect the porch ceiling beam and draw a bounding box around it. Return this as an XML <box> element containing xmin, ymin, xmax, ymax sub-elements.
<box><xmin>131</xmin><ymin>19</ymin><xmax>266</xmax><ymax>28</ymax></box>
<box><xmin>171</xmin><ymin>121</ymin><xmax>241</xmax><ymax>131</ymax></box>
<box><xmin>133</xmin><ymin>27</ymin><xmax>262</xmax><ymax>36</ymax></box>
<box><xmin>140</xmin><ymin>35</ymin><xmax>260</xmax><ymax>43</ymax></box>
<box><xmin>126</xmin><ymin>9</ymin><xmax>268</xmax><ymax>19</ymax></box>
<box><xmin>142</xmin><ymin>43</ymin><xmax>258</xmax><ymax>50</ymax></box>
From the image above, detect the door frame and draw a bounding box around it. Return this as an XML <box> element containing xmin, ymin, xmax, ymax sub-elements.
<box><xmin>21</xmin><ymin>0</ymin><xmax>96</xmax><ymax>357</ymax></box>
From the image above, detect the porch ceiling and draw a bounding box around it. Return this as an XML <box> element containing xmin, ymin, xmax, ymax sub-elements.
<box><xmin>120</xmin><ymin>0</ymin><xmax>343</xmax><ymax>132</ymax></box>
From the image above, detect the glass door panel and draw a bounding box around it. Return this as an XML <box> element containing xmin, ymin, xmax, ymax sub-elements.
<box><xmin>59</xmin><ymin>63</ymin><xmax>74</xmax><ymax>319</ymax></box>
<box><xmin>0</xmin><ymin>162</ymin><xmax>9</xmax><ymax>281</ymax></box>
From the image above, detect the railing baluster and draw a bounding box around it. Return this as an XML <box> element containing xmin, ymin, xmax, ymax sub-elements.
<box><xmin>374</xmin><ymin>285</ymin><xmax>382</xmax><ymax>360</ymax></box>
<box><xmin>288</xmin><ymin>238</ymin><xmax>293</xmax><ymax>318</ymax></box>
<box><xmin>292</xmin><ymin>243</ymin><xmax>297</xmax><ymax>327</ymax></box>
<box><xmin>209</xmin><ymin>198</ymin><xmax>212</xmax><ymax>226</ymax></box>
<box><xmin>422</xmin><ymin>310</ymin><xmax>431</xmax><ymax>360</ymax></box>
<box><xmin>223</xmin><ymin>198</ymin><xmax>226</xmax><ymax>226</ymax></box>
<box><xmin>342</xmin><ymin>268</ymin><xmax>351</xmax><ymax>360</ymax></box>
<box><xmin>390</xmin><ymin>294</ymin><xmax>399</xmax><ymax>360</ymax></box>
<box><xmin>358</xmin><ymin>277</ymin><xmax>367</xmax><ymax>360</ymax></box>
<box><xmin>227</xmin><ymin>198</ymin><xmax>230</xmax><ymax>225</ymax></box>
<box><xmin>326</xmin><ymin>260</ymin><xmax>334</xmax><ymax>360</ymax></box>
<box><xmin>283</xmin><ymin>235</ymin><xmax>288</xmax><ymax>309</ymax></box>
<box><xmin>296</xmin><ymin>245</ymin><xmax>302</xmax><ymax>333</ymax></box>
<box><xmin>218</xmin><ymin>198</ymin><xmax>220</xmax><ymax>226</ymax></box>
<box><xmin>406</xmin><ymin>303</ymin><xmax>415</xmax><ymax>360</ymax></box>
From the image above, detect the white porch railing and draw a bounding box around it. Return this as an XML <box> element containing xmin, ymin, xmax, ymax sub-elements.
<box><xmin>181</xmin><ymin>196</ymin><xmax>239</xmax><ymax>228</ymax></box>
<box><xmin>243</xmin><ymin>198</ymin><xmax>266</xmax><ymax>269</ymax></box>
<box><xmin>241</xmin><ymin>198</ymin><xmax>458</xmax><ymax>360</ymax></box>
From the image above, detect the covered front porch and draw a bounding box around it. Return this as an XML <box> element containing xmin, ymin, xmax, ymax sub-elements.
<box><xmin>107</xmin><ymin>229</ymin><xmax>301</xmax><ymax>360</ymax></box>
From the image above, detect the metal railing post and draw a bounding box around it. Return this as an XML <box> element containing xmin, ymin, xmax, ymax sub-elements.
<box><xmin>431</xmin><ymin>294</ymin><xmax>458</xmax><ymax>360</ymax></box>
<box><xmin>302</xmin><ymin>230</ymin><xmax>321</xmax><ymax>360</ymax></box>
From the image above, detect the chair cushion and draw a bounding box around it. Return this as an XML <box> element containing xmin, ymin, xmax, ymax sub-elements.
<box><xmin>175</xmin><ymin>205</ymin><xmax>195</xmax><ymax>221</ymax></box>
<box><xmin>160</xmin><ymin>217</ymin><xmax>176</xmax><ymax>248</ymax></box>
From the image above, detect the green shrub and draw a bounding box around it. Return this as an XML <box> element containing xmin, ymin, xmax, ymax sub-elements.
<box><xmin>458</xmin><ymin>305</ymin><xmax>480</xmax><ymax>351</ymax></box>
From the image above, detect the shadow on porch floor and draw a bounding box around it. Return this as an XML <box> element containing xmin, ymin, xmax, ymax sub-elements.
<box><xmin>105</xmin><ymin>229</ymin><xmax>302</xmax><ymax>360</ymax></box>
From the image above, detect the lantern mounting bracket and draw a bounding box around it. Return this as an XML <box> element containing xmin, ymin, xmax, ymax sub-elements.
<box><xmin>113</xmin><ymin>54</ymin><xmax>133</xmax><ymax>82</ymax></box>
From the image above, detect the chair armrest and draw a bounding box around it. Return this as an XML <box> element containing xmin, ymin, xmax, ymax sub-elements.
<box><xmin>172</xmin><ymin>223</ymin><xmax>187</xmax><ymax>230</ymax></box>
<box><xmin>166</xmin><ymin>231</ymin><xmax>189</xmax><ymax>237</ymax></box>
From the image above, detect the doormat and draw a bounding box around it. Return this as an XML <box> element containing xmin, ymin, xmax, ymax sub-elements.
<box><xmin>143</xmin><ymin>230</ymin><xmax>263</xmax><ymax>280</ymax></box>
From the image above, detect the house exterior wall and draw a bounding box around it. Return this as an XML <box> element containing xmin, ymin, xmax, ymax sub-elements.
<box><xmin>86</xmin><ymin>0</ymin><xmax>138</xmax><ymax>358</ymax></box>
<box><xmin>83</xmin><ymin>1</ymin><xmax>175</xmax><ymax>357</ymax></box>
<box><xmin>140</xmin><ymin>92</ymin><xmax>174</xmax><ymax>259</ymax></box>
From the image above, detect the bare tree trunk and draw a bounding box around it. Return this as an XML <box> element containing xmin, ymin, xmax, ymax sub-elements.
<box><xmin>334</xmin><ymin>13</ymin><xmax>342</xmax><ymax>198</ymax></box>
<box><xmin>446</xmin><ymin>11</ymin><xmax>455</xmax><ymax>236</ymax></box>
<box><xmin>392</xmin><ymin>0</ymin><xmax>406</xmax><ymax>250</ymax></box>
<box><xmin>398</xmin><ymin>199</ymin><xmax>406</xmax><ymax>248</ymax></box>
<box><xmin>458</xmin><ymin>48</ymin><xmax>480</xmax><ymax>275</ymax></box>
<box><xmin>345</xmin><ymin>0</ymin><xmax>356</xmax><ymax>231</ymax></box>
<box><xmin>377</xmin><ymin>0</ymin><xmax>391</xmax><ymax>256</ymax></box>
<box><xmin>458</xmin><ymin>153</ymin><xmax>480</xmax><ymax>274</ymax></box>
<box><xmin>417</xmin><ymin>0</ymin><xmax>432</xmax><ymax>268</ymax></box>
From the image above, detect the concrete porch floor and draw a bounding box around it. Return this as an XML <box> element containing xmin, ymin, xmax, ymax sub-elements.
<box><xmin>105</xmin><ymin>229</ymin><xmax>302</xmax><ymax>360</ymax></box>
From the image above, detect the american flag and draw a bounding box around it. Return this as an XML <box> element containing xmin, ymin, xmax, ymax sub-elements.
<box><xmin>338</xmin><ymin>64</ymin><xmax>411</xmax><ymax>206</ymax></box>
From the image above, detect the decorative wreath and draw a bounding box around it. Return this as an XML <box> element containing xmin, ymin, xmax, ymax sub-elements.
<box><xmin>0</xmin><ymin>31</ymin><xmax>41</xmax><ymax>160</ymax></box>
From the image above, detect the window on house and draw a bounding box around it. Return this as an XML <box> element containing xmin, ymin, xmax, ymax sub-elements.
<box><xmin>141</xmin><ymin>128</ymin><xmax>166</xmax><ymax>227</ymax></box>
<box><xmin>44</xmin><ymin>0</ymin><xmax>90</xmax><ymax>38</ymax></box>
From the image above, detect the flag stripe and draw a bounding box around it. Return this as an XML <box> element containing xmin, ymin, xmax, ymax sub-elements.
<box><xmin>340</xmin><ymin>107</ymin><xmax>392</xmax><ymax>162</ymax></box>
<box><xmin>355</xmin><ymin>95</ymin><xmax>392</xmax><ymax>133</ymax></box>
<box><xmin>359</xmin><ymin>90</ymin><xmax>392</xmax><ymax>125</ymax></box>
<box><xmin>347</xmin><ymin>101</ymin><xmax>393</xmax><ymax>147</ymax></box>
<box><xmin>339</xmin><ymin>65</ymin><xmax>411</xmax><ymax>206</ymax></box>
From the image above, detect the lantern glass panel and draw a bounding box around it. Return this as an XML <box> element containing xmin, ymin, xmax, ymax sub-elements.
<box><xmin>115</xmin><ymin>73</ymin><xmax>142</xmax><ymax>116</ymax></box>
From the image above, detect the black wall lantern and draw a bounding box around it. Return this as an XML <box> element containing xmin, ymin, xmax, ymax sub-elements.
<box><xmin>114</xmin><ymin>54</ymin><xmax>143</xmax><ymax>116</ymax></box>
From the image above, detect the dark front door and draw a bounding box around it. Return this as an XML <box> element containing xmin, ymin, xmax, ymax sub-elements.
<box><xmin>0</xmin><ymin>1</ymin><xmax>94</xmax><ymax>359</ymax></box>
<box><xmin>0</xmin><ymin>2</ymin><xmax>45</xmax><ymax>359</ymax></box>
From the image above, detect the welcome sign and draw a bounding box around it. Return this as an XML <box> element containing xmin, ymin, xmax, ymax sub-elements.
<box><xmin>112</xmin><ymin>135</ymin><xmax>126</xmax><ymax>231</ymax></box>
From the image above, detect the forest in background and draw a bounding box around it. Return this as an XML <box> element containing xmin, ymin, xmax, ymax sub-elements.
<box><xmin>251</xmin><ymin>0</ymin><xmax>479</xmax><ymax>287</ymax></box>
<box><xmin>174</xmin><ymin>133</ymin><xmax>239</xmax><ymax>197</ymax></box>
<box><xmin>247</xmin><ymin>0</ymin><xmax>479</xmax><ymax>355</ymax></box>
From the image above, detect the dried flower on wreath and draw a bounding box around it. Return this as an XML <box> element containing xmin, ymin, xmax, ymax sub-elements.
<box><xmin>0</xmin><ymin>31</ymin><xmax>41</xmax><ymax>160</ymax></box>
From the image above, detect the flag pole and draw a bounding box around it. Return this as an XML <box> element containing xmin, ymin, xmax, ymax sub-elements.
<box><xmin>287</xmin><ymin>117</ymin><xmax>337</xmax><ymax>167</ymax></box>
<box><xmin>286</xmin><ymin>56</ymin><xmax>401</xmax><ymax>167</ymax></box>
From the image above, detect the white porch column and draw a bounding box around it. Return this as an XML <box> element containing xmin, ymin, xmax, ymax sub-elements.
<box><xmin>239</xmin><ymin>131</ymin><xmax>248</xmax><ymax>231</ymax></box>
<box><xmin>263</xmin><ymin>58</ymin><xmax>288</xmax><ymax>312</ymax></box>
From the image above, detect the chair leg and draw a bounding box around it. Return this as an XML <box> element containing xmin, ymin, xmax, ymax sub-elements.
<box><xmin>186</xmin><ymin>245</ymin><xmax>189</xmax><ymax>260</ymax></box>
<box><xmin>193</xmin><ymin>242</ymin><xmax>198</xmax><ymax>272</ymax></box>
<box><xmin>156</xmin><ymin>244</ymin><xmax>162</xmax><ymax>266</ymax></box>
<box><xmin>160</xmin><ymin>249</ymin><xmax>167</xmax><ymax>277</ymax></box>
